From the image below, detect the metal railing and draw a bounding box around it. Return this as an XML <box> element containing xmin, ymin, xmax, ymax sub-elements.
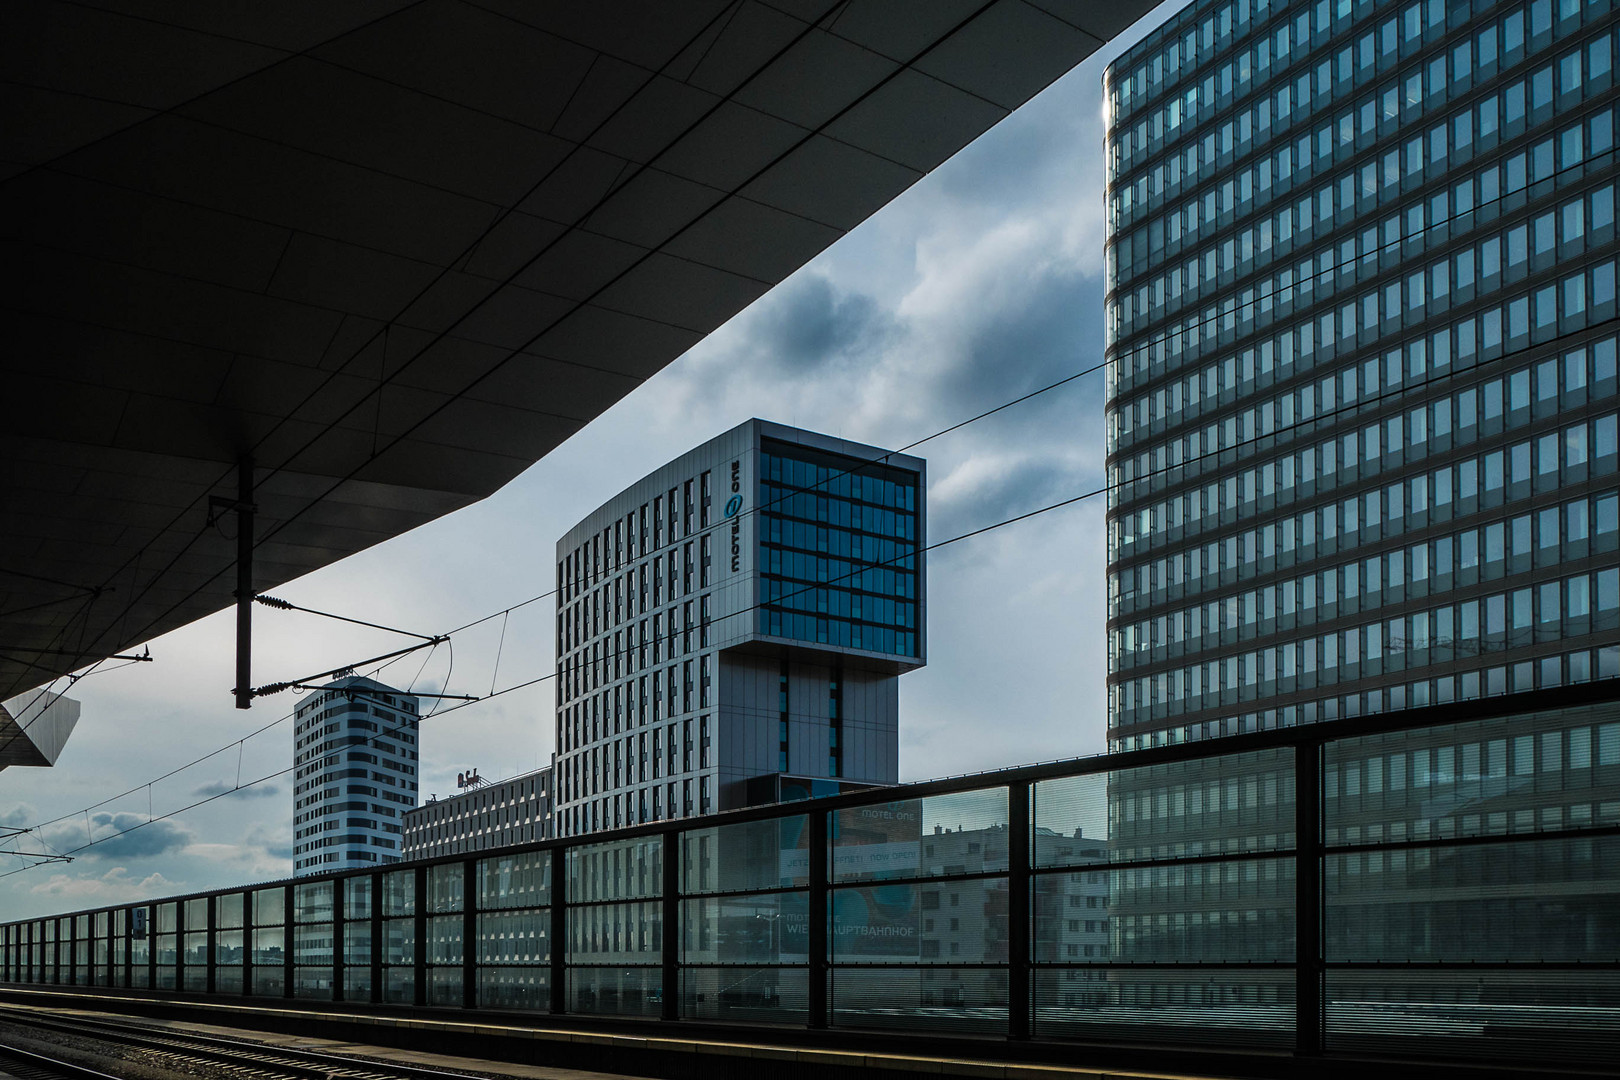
<box><xmin>4</xmin><ymin>682</ymin><xmax>1618</xmax><ymax>1067</ymax></box>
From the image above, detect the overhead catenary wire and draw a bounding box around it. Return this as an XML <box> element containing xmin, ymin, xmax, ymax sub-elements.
<box><xmin>13</xmin><ymin>100</ymin><xmax>1609</xmax><ymax>718</ymax></box>
<box><xmin>5</xmin><ymin>131</ymin><xmax>1615</xmax><ymax>860</ymax></box>
<box><xmin>8</xmin><ymin>281</ymin><xmax>1613</xmax><ymax>865</ymax></box>
<box><xmin>6</xmin><ymin>300</ymin><xmax>1609</xmax><ymax>876</ymax></box>
<box><xmin>29</xmin><ymin>0</ymin><xmax>828</xmax><ymax>699</ymax></box>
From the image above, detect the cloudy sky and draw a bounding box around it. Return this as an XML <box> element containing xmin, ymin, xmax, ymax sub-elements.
<box><xmin>0</xmin><ymin>6</ymin><xmax>1179</xmax><ymax>918</ymax></box>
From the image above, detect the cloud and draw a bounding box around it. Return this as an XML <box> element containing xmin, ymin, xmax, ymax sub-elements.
<box><xmin>43</xmin><ymin>812</ymin><xmax>194</xmax><ymax>861</ymax></box>
<box><xmin>28</xmin><ymin>867</ymin><xmax>178</xmax><ymax>903</ymax></box>
<box><xmin>0</xmin><ymin>803</ymin><xmax>35</xmax><ymax>830</ymax></box>
<box><xmin>191</xmin><ymin>781</ymin><xmax>280</xmax><ymax>799</ymax></box>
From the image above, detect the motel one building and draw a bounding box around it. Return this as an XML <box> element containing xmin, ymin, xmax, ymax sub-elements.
<box><xmin>1099</xmin><ymin>0</ymin><xmax>1620</xmax><ymax>1020</ymax></box>
<box><xmin>553</xmin><ymin>418</ymin><xmax>926</xmax><ymax>839</ymax></box>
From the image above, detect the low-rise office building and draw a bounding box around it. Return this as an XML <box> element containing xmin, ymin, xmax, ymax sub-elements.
<box><xmin>400</xmin><ymin>767</ymin><xmax>554</xmax><ymax>860</ymax></box>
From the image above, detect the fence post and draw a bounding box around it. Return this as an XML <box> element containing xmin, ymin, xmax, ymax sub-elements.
<box><xmin>1295</xmin><ymin>740</ymin><xmax>1323</xmax><ymax>1055</ymax></box>
<box><xmin>370</xmin><ymin>871</ymin><xmax>383</xmax><ymax>1005</ymax></box>
<box><xmin>283</xmin><ymin>885</ymin><xmax>294</xmax><ymax>999</ymax></box>
<box><xmin>332</xmin><ymin>878</ymin><xmax>346</xmax><ymax>1003</ymax></box>
<box><xmin>413</xmin><ymin>864</ymin><xmax>427</xmax><ymax>1006</ymax></box>
<box><xmin>1008</xmin><ymin>781</ymin><xmax>1031</xmax><ymax>1040</ymax></box>
<box><xmin>662</xmin><ymin>831</ymin><xmax>680</xmax><ymax>1021</ymax></box>
<box><xmin>808</xmin><ymin>809</ymin><xmax>829</xmax><ymax>1029</ymax></box>
<box><xmin>206</xmin><ymin>895</ymin><xmax>217</xmax><ymax>995</ymax></box>
<box><xmin>550</xmin><ymin>847</ymin><xmax>567</xmax><ymax>1014</ymax></box>
<box><xmin>463</xmin><ymin>858</ymin><xmax>477</xmax><ymax>1009</ymax></box>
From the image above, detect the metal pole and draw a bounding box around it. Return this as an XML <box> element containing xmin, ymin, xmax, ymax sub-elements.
<box><xmin>463</xmin><ymin>859</ymin><xmax>476</xmax><ymax>1009</ymax></box>
<box><xmin>1007</xmin><ymin>781</ymin><xmax>1031</xmax><ymax>1040</ymax></box>
<box><xmin>661</xmin><ymin>831</ymin><xmax>679</xmax><ymax>1021</ymax></box>
<box><xmin>206</xmin><ymin>895</ymin><xmax>216</xmax><ymax>995</ymax></box>
<box><xmin>413</xmin><ymin>864</ymin><xmax>427</xmax><ymax>1006</ymax></box>
<box><xmin>332</xmin><ymin>880</ymin><xmax>346</xmax><ymax>1003</ymax></box>
<box><xmin>283</xmin><ymin>884</ymin><xmax>294</xmax><ymax>999</ymax></box>
<box><xmin>550</xmin><ymin>847</ymin><xmax>567</xmax><ymax>1014</ymax></box>
<box><xmin>807</xmin><ymin>809</ymin><xmax>829</xmax><ymax>1029</ymax></box>
<box><xmin>234</xmin><ymin>457</ymin><xmax>254</xmax><ymax>710</ymax></box>
<box><xmin>1295</xmin><ymin>740</ymin><xmax>1323</xmax><ymax>1055</ymax></box>
<box><xmin>370</xmin><ymin>871</ymin><xmax>383</xmax><ymax>1005</ymax></box>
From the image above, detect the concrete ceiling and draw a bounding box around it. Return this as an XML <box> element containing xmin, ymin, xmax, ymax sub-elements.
<box><xmin>1</xmin><ymin>0</ymin><xmax>1153</xmax><ymax>704</ymax></box>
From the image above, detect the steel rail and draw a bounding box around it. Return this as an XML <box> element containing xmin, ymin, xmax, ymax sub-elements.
<box><xmin>0</xmin><ymin>1004</ymin><xmax>497</xmax><ymax>1080</ymax></box>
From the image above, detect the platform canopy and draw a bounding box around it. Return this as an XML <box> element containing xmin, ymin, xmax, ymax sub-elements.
<box><xmin>1</xmin><ymin>0</ymin><xmax>1155</xmax><ymax>703</ymax></box>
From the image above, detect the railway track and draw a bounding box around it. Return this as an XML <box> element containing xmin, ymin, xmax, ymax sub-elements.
<box><xmin>0</xmin><ymin>1005</ymin><xmax>501</xmax><ymax>1080</ymax></box>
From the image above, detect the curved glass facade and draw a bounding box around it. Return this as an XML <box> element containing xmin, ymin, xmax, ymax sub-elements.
<box><xmin>1105</xmin><ymin>0</ymin><xmax>1620</xmax><ymax>750</ymax></box>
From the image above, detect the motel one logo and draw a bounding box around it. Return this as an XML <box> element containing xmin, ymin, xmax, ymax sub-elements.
<box><xmin>726</xmin><ymin>459</ymin><xmax>742</xmax><ymax>572</ymax></box>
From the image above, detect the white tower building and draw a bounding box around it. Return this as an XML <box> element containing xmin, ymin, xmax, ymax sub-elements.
<box><xmin>292</xmin><ymin>676</ymin><xmax>420</xmax><ymax>875</ymax></box>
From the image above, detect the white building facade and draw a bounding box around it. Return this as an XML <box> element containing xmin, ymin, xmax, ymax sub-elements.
<box><xmin>399</xmin><ymin>766</ymin><xmax>554</xmax><ymax>860</ymax></box>
<box><xmin>554</xmin><ymin>419</ymin><xmax>926</xmax><ymax>837</ymax></box>
<box><xmin>292</xmin><ymin>676</ymin><xmax>420</xmax><ymax>876</ymax></box>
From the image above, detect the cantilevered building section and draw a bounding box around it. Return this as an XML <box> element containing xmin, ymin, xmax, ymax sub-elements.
<box><xmin>292</xmin><ymin>677</ymin><xmax>420</xmax><ymax>875</ymax></box>
<box><xmin>0</xmin><ymin>690</ymin><xmax>81</xmax><ymax>772</ymax></box>
<box><xmin>1104</xmin><ymin>0</ymin><xmax>1620</xmax><ymax>752</ymax></box>
<box><xmin>554</xmin><ymin>419</ymin><xmax>925</xmax><ymax>836</ymax></box>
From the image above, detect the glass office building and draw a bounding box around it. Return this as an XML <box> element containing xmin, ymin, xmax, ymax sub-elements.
<box><xmin>553</xmin><ymin>419</ymin><xmax>926</xmax><ymax>838</ymax></box>
<box><xmin>1105</xmin><ymin>0</ymin><xmax>1620</xmax><ymax>752</ymax></box>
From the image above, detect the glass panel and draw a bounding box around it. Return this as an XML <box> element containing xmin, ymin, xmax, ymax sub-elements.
<box><xmin>427</xmin><ymin>863</ymin><xmax>464</xmax><ymax>913</ymax></box>
<box><xmin>1326</xmin><ymin>970</ymin><xmax>1620</xmax><ymax>1064</ymax></box>
<box><xmin>428</xmin><ymin>966</ymin><xmax>462</xmax><ymax>1006</ymax></box>
<box><xmin>568</xmin><ymin>901</ymin><xmax>661</xmax><ymax>963</ymax></box>
<box><xmin>250</xmin><ymin>927</ymin><xmax>283</xmax><ymax>970</ymax></box>
<box><xmin>568</xmin><ymin>836</ymin><xmax>662</xmax><ymax>903</ymax></box>
<box><xmin>155</xmin><ymin>902</ymin><xmax>177</xmax><ymax>934</ymax></box>
<box><xmin>343</xmin><ymin>921</ymin><xmax>372</xmax><ymax>966</ymax></box>
<box><xmin>293</xmin><ymin>924</ymin><xmax>332</xmax><ymax>966</ymax></box>
<box><xmin>829</xmin><ymin>968</ymin><xmax>1008</xmax><ymax>1033</ymax></box>
<box><xmin>1326</xmin><ymin>835</ymin><xmax>1619</xmax><ymax>962</ymax></box>
<box><xmin>1034</xmin><ymin>749</ymin><xmax>1297</xmax><ymax>866</ymax></box>
<box><xmin>682</xmin><ymin>816</ymin><xmax>809</xmax><ymax>894</ymax></box>
<box><xmin>478</xmin><ymin>966</ymin><xmax>548</xmax><ymax>1010</ymax></box>
<box><xmin>1326</xmin><ymin>710</ymin><xmax>1620</xmax><ymax>845</ymax></box>
<box><xmin>344</xmin><ymin>875</ymin><xmax>373</xmax><ymax>920</ymax></box>
<box><xmin>832</xmin><ymin>878</ymin><xmax>1007</xmax><ymax>963</ymax></box>
<box><xmin>183</xmin><ymin>898</ymin><xmax>207</xmax><ymax>930</ymax></box>
<box><xmin>344</xmin><ymin>967</ymin><xmax>371</xmax><ymax>1002</ymax></box>
<box><xmin>1109</xmin><ymin>859</ymin><xmax>1293</xmax><ymax>963</ymax></box>
<box><xmin>479</xmin><ymin>850</ymin><xmax>550</xmax><ymax>910</ymax></box>
<box><xmin>567</xmin><ymin>966</ymin><xmax>661</xmax><ymax>1016</ymax></box>
<box><xmin>682</xmin><ymin>967</ymin><xmax>807</xmax><ymax>1023</ymax></box>
<box><xmin>681</xmin><ymin>893</ymin><xmax>807</xmax><ymax>964</ymax></box>
<box><xmin>478</xmin><ymin>909</ymin><xmax>549</xmax><ymax>965</ymax></box>
<box><xmin>427</xmin><ymin>914</ymin><xmax>462</xmax><ymax>964</ymax></box>
<box><xmin>130</xmin><ymin>928</ymin><xmax>149</xmax><ymax>988</ymax></box>
<box><xmin>293</xmin><ymin>966</ymin><xmax>332</xmax><ymax>1000</ymax></box>
<box><xmin>153</xmin><ymin>934</ymin><xmax>176</xmax><ymax>989</ymax></box>
<box><xmin>251</xmin><ymin>964</ymin><xmax>283</xmax><ymax>997</ymax></box>
<box><xmin>383</xmin><ymin>869</ymin><xmax>415</xmax><ymax>916</ymax></box>
<box><xmin>216</xmin><ymin>928</ymin><xmax>243</xmax><ymax>967</ymax></box>
<box><xmin>832</xmin><ymin>789</ymin><xmax>1008</xmax><ymax>883</ymax></box>
<box><xmin>217</xmin><ymin>893</ymin><xmax>243</xmax><ymax>930</ymax></box>
<box><xmin>1032</xmin><ymin>867</ymin><xmax>1111</xmax><ymax>962</ymax></box>
<box><xmin>182</xmin><ymin>931</ymin><xmax>209</xmax><ymax>968</ymax></box>
<box><xmin>294</xmin><ymin>881</ymin><xmax>334</xmax><ymax>923</ymax></box>
<box><xmin>382</xmin><ymin>965</ymin><xmax>413</xmax><ymax>1004</ymax></box>
<box><xmin>216</xmin><ymin>967</ymin><xmax>243</xmax><ymax>994</ymax></box>
<box><xmin>252</xmin><ymin>888</ymin><xmax>284</xmax><ymax>927</ymax></box>
<box><xmin>1034</xmin><ymin>968</ymin><xmax>1295</xmax><ymax>1046</ymax></box>
<box><xmin>382</xmin><ymin>918</ymin><xmax>414</xmax><ymax>965</ymax></box>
